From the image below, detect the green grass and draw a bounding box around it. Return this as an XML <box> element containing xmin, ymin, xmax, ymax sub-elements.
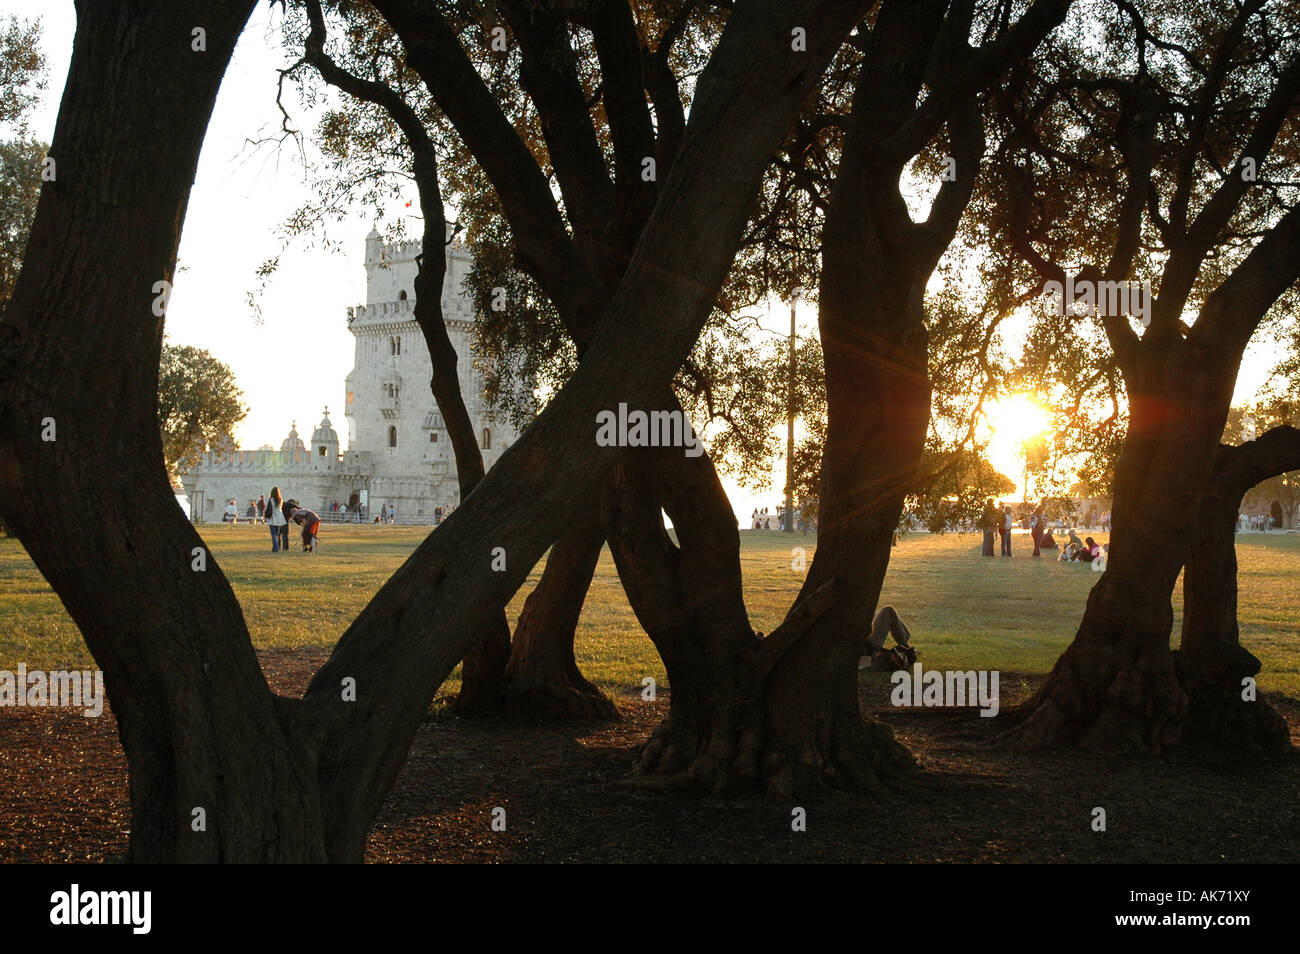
<box><xmin>2</xmin><ymin>525</ymin><xmax>1299</xmax><ymax>700</ymax></box>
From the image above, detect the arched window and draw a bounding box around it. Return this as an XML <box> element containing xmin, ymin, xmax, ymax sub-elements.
<box><xmin>399</xmin><ymin>290</ymin><xmax>408</xmax><ymax>300</ymax></box>
<box><xmin>388</xmin><ymin>426</ymin><xmax>398</xmax><ymax>448</ymax></box>
<box><xmin>482</xmin><ymin>428</ymin><xmax>491</xmax><ymax>450</ymax></box>
<box><xmin>395</xmin><ymin>336</ymin><xmax>401</xmax><ymax>355</ymax></box>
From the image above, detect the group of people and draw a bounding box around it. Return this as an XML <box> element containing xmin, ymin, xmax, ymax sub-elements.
<box><xmin>1238</xmin><ymin>512</ymin><xmax>1276</xmax><ymax>532</ymax></box>
<box><xmin>980</xmin><ymin>500</ymin><xmax>1040</xmax><ymax>556</ymax></box>
<box><xmin>263</xmin><ymin>487</ymin><xmax>321</xmax><ymax>553</ymax></box>
<box><xmin>749</xmin><ymin>505</ymin><xmax>811</xmax><ymax>533</ymax></box>
<box><xmin>325</xmin><ymin>501</ymin><xmax>366</xmax><ymax>523</ymax></box>
<box><xmin>219</xmin><ymin>495</ymin><xmax>461</xmax><ymax>532</ymax></box>
<box><xmin>978</xmin><ymin>499</ymin><xmax>1105</xmax><ymax>566</ymax></box>
<box><xmin>1079</xmin><ymin>506</ymin><xmax>1111</xmax><ymax>531</ymax></box>
<box><xmin>1059</xmin><ymin>528</ymin><xmax>1105</xmax><ymax>566</ymax></box>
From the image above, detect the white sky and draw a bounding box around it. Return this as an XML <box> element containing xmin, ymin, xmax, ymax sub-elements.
<box><xmin>6</xmin><ymin>2</ymin><xmax>1276</xmax><ymax>516</ymax></box>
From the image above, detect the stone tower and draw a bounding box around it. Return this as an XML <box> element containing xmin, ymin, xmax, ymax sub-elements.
<box><xmin>342</xmin><ymin>226</ymin><xmax>515</xmax><ymax>518</ymax></box>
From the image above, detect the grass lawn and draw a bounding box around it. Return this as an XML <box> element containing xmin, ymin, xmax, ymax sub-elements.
<box><xmin>2</xmin><ymin>525</ymin><xmax>1298</xmax><ymax>701</ymax></box>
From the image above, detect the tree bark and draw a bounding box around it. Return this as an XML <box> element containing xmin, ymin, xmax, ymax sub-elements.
<box><xmin>1176</xmin><ymin>428</ymin><xmax>1300</xmax><ymax>753</ymax></box>
<box><xmin>741</xmin><ymin>0</ymin><xmax>1010</xmax><ymax>796</ymax></box>
<box><xmin>759</xmin><ymin>281</ymin><xmax>930</xmax><ymax>796</ymax></box>
<box><xmin>504</xmin><ymin>509</ymin><xmax>618</xmax><ymax>720</ymax></box>
<box><xmin>0</xmin><ymin>0</ymin><xmax>328</xmax><ymax>862</ymax></box>
<box><xmin>602</xmin><ymin>403</ymin><xmax>763</xmax><ymax>791</ymax></box>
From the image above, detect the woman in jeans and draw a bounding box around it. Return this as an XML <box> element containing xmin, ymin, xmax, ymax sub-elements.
<box><xmin>266</xmin><ymin>486</ymin><xmax>288</xmax><ymax>552</ymax></box>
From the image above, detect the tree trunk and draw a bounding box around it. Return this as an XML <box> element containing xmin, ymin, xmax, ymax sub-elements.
<box><xmin>406</xmin><ymin>160</ymin><xmax>512</xmax><ymax>714</ymax></box>
<box><xmin>602</xmin><ymin>427</ymin><xmax>763</xmax><ymax>791</ymax></box>
<box><xmin>0</xmin><ymin>0</ymin><xmax>328</xmax><ymax>862</ymax></box>
<box><xmin>1008</xmin><ymin>359</ymin><xmax>1235</xmax><ymax>753</ymax></box>
<box><xmin>759</xmin><ymin>270</ymin><xmax>928</xmax><ymax>795</ymax></box>
<box><xmin>1175</xmin><ymin>432</ymin><xmax>1300</xmax><ymax>754</ymax></box>
<box><xmin>504</xmin><ymin>509</ymin><xmax>618</xmax><ymax>719</ymax></box>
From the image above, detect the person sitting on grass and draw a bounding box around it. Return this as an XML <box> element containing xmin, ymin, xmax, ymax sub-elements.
<box><xmin>858</xmin><ymin>605</ymin><xmax>919</xmax><ymax>671</ymax></box>
<box><xmin>1040</xmin><ymin>528</ymin><xmax>1058</xmax><ymax>549</ymax></box>
<box><xmin>1060</xmin><ymin>528</ymin><xmax>1084</xmax><ymax>562</ymax></box>
<box><xmin>1072</xmin><ymin>536</ymin><xmax>1101</xmax><ymax>564</ymax></box>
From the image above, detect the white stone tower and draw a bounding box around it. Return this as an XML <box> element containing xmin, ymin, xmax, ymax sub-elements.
<box><xmin>342</xmin><ymin>226</ymin><xmax>516</xmax><ymax>518</ymax></box>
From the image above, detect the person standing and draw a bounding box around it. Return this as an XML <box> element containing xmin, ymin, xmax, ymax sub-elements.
<box><xmin>1000</xmin><ymin>505</ymin><xmax>1013</xmax><ymax>557</ymax></box>
<box><xmin>1030</xmin><ymin>506</ymin><xmax>1045</xmax><ymax>558</ymax></box>
<box><xmin>266</xmin><ymin>487</ymin><xmax>288</xmax><ymax>553</ymax></box>
<box><xmin>256</xmin><ymin>494</ymin><xmax>266</xmax><ymax>525</ymax></box>
<box><xmin>979</xmin><ymin>499</ymin><xmax>997</xmax><ymax>557</ymax></box>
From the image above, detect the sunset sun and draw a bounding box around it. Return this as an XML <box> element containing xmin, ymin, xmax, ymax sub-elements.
<box><xmin>979</xmin><ymin>394</ymin><xmax>1053</xmax><ymax>498</ymax></box>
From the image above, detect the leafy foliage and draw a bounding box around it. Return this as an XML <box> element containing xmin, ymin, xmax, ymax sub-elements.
<box><xmin>0</xmin><ymin>15</ymin><xmax>43</xmax><ymax>128</ymax></box>
<box><xmin>0</xmin><ymin>15</ymin><xmax>46</xmax><ymax>319</ymax></box>
<box><xmin>158</xmin><ymin>344</ymin><xmax>248</xmax><ymax>483</ymax></box>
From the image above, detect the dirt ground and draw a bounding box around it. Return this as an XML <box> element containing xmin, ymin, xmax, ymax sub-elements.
<box><xmin>1</xmin><ymin>647</ymin><xmax>1296</xmax><ymax>863</ymax></box>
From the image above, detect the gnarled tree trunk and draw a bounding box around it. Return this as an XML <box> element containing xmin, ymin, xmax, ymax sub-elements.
<box><xmin>759</xmin><ymin>283</ymin><xmax>930</xmax><ymax>796</ymax></box>
<box><xmin>1176</xmin><ymin>428</ymin><xmax>1300</xmax><ymax>753</ymax></box>
<box><xmin>0</xmin><ymin>0</ymin><xmax>328</xmax><ymax>862</ymax></box>
<box><xmin>603</xmin><ymin>423</ymin><xmax>763</xmax><ymax>791</ymax></box>
<box><xmin>504</xmin><ymin>510</ymin><xmax>618</xmax><ymax>719</ymax></box>
<box><xmin>1009</xmin><ymin>362</ymin><xmax>1232</xmax><ymax>752</ymax></box>
<box><xmin>301</xmin><ymin>8</ymin><xmax>513</xmax><ymax>715</ymax></box>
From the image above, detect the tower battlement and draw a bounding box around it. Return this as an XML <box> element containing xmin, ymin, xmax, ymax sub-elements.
<box><xmin>362</xmin><ymin>224</ymin><xmax>469</xmax><ymax>307</ymax></box>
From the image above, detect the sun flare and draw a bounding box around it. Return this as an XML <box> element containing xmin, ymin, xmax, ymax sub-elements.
<box><xmin>979</xmin><ymin>394</ymin><xmax>1053</xmax><ymax>499</ymax></box>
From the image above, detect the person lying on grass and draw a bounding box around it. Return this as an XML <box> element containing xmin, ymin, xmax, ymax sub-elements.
<box><xmin>858</xmin><ymin>605</ymin><xmax>919</xmax><ymax>671</ymax></box>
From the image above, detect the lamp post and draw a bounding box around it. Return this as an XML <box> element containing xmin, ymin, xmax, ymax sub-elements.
<box><xmin>784</xmin><ymin>284</ymin><xmax>803</xmax><ymax>533</ymax></box>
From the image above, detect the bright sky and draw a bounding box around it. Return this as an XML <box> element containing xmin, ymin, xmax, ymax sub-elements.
<box><xmin>7</xmin><ymin>2</ymin><xmax>1278</xmax><ymax>514</ymax></box>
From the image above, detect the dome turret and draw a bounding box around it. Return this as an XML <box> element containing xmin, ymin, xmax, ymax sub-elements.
<box><xmin>311</xmin><ymin>408</ymin><xmax>339</xmax><ymax>471</ymax></box>
<box><xmin>312</xmin><ymin>408</ymin><xmax>339</xmax><ymax>445</ymax></box>
<box><xmin>281</xmin><ymin>421</ymin><xmax>305</xmax><ymax>454</ymax></box>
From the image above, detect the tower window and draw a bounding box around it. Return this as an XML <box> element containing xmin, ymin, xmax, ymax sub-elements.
<box><xmin>318</xmin><ymin>446</ymin><xmax>326</xmax><ymax>456</ymax></box>
<box><xmin>429</xmin><ymin>432</ymin><xmax>438</xmax><ymax>442</ymax></box>
<box><xmin>389</xmin><ymin>426</ymin><xmax>398</xmax><ymax>448</ymax></box>
<box><xmin>482</xmin><ymin>428</ymin><xmax>491</xmax><ymax>450</ymax></box>
<box><xmin>399</xmin><ymin>290</ymin><xmax>408</xmax><ymax>300</ymax></box>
